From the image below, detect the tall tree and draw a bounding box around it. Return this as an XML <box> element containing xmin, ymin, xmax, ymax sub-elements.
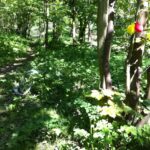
<box><xmin>146</xmin><ymin>66</ymin><xmax>150</xmax><ymax>99</ymax></box>
<box><xmin>126</xmin><ymin>0</ymin><xmax>149</xmax><ymax>109</ymax></box>
<box><xmin>51</xmin><ymin>0</ymin><xmax>67</xmax><ymax>43</ymax></box>
<box><xmin>44</xmin><ymin>0</ymin><xmax>49</xmax><ymax>49</ymax></box>
<box><xmin>97</xmin><ymin>0</ymin><xmax>115</xmax><ymax>90</ymax></box>
<box><xmin>69</xmin><ymin>0</ymin><xmax>77</xmax><ymax>44</ymax></box>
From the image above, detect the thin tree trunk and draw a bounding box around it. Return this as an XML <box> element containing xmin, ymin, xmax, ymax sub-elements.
<box><xmin>51</xmin><ymin>0</ymin><xmax>60</xmax><ymax>43</ymax></box>
<box><xmin>103</xmin><ymin>0</ymin><xmax>115</xmax><ymax>90</ymax></box>
<box><xmin>146</xmin><ymin>67</ymin><xmax>150</xmax><ymax>99</ymax></box>
<box><xmin>97</xmin><ymin>0</ymin><xmax>115</xmax><ymax>90</ymax></box>
<box><xmin>88</xmin><ymin>0</ymin><xmax>92</xmax><ymax>43</ymax></box>
<box><xmin>97</xmin><ymin>0</ymin><xmax>109</xmax><ymax>89</ymax></box>
<box><xmin>88</xmin><ymin>22</ymin><xmax>92</xmax><ymax>43</ymax></box>
<box><xmin>126</xmin><ymin>0</ymin><xmax>149</xmax><ymax>109</ymax></box>
<box><xmin>52</xmin><ymin>22</ymin><xmax>56</xmax><ymax>40</ymax></box>
<box><xmin>79</xmin><ymin>18</ymin><xmax>87</xmax><ymax>43</ymax></box>
<box><xmin>44</xmin><ymin>0</ymin><xmax>49</xmax><ymax>49</ymax></box>
<box><xmin>137</xmin><ymin>113</ymin><xmax>150</xmax><ymax>127</ymax></box>
<box><xmin>72</xmin><ymin>17</ymin><xmax>76</xmax><ymax>44</ymax></box>
<box><xmin>72</xmin><ymin>0</ymin><xmax>76</xmax><ymax>45</ymax></box>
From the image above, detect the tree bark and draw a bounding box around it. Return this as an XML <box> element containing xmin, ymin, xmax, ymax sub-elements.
<box><xmin>88</xmin><ymin>22</ymin><xmax>92</xmax><ymax>43</ymax></box>
<box><xmin>97</xmin><ymin>0</ymin><xmax>115</xmax><ymax>90</ymax></box>
<box><xmin>97</xmin><ymin>0</ymin><xmax>109</xmax><ymax>89</ymax></box>
<box><xmin>146</xmin><ymin>67</ymin><xmax>150</xmax><ymax>99</ymax></box>
<box><xmin>137</xmin><ymin>113</ymin><xmax>150</xmax><ymax>127</ymax></box>
<box><xmin>71</xmin><ymin>0</ymin><xmax>77</xmax><ymax>45</ymax></box>
<box><xmin>79</xmin><ymin>18</ymin><xmax>87</xmax><ymax>43</ymax></box>
<box><xmin>126</xmin><ymin>0</ymin><xmax>149</xmax><ymax>109</ymax></box>
<box><xmin>44</xmin><ymin>0</ymin><xmax>49</xmax><ymax>49</ymax></box>
<box><xmin>103</xmin><ymin>0</ymin><xmax>115</xmax><ymax>90</ymax></box>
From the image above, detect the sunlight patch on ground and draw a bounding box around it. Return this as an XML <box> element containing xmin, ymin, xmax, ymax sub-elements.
<box><xmin>0</xmin><ymin>74</ymin><xmax>5</xmax><ymax>78</ymax></box>
<box><xmin>45</xmin><ymin>109</ymin><xmax>60</xmax><ymax>119</ymax></box>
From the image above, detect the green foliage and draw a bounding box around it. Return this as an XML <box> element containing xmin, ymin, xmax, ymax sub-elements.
<box><xmin>0</xmin><ymin>43</ymin><xmax>99</xmax><ymax>149</ymax></box>
<box><xmin>0</xmin><ymin>0</ymin><xmax>150</xmax><ymax>149</ymax></box>
<box><xmin>0</xmin><ymin>37</ymin><xmax>149</xmax><ymax>149</ymax></box>
<box><xmin>72</xmin><ymin>89</ymin><xmax>150</xmax><ymax>149</ymax></box>
<box><xmin>0</xmin><ymin>33</ymin><xmax>29</xmax><ymax>67</ymax></box>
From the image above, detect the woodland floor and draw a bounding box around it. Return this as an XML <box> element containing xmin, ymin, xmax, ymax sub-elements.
<box><xmin>0</xmin><ymin>48</ymin><xmax>41</xmax><ymax>149</ymax></box>
<box><xmin>0</xmin><ymin>42</ymin><xmax>149</xmax><ymax>150</ymax></box>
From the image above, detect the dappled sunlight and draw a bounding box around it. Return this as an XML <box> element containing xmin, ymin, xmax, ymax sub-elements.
<box><xmin>0</xmin><ymin>0</ymin><xmax>150</xmax><ymax>149</ymax></box>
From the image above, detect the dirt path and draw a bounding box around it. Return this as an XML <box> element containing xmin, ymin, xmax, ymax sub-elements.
<box><xmin>0</xmin><ymin>50</ymin><xmax>37</xmax><ymax>114</ymax></box>
<box><xmin>0</xmin><ymin>51</ymin><xmax>37</xmax><ymax>75</ymax></box>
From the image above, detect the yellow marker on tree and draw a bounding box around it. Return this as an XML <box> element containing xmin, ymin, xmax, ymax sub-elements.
<box><xmin>127</xmin><ymin>23</ymin><xmax>135</xmax><ymax>35</ymax></box>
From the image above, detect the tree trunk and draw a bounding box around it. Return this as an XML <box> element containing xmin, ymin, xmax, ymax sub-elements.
<box><xmin>72</xmin><ymin>0</ymin><xmax>76</xmax><ymax>45</ymax></box>
<box><xmin>79</xmin><ymin>18</ymin><xmax>87</xmax><ymax>43</ymax></box>
<box><xmin>137</xmin><ymin>113</ymin><xmax>150</xmax><ymax>127</ymax></box>
<box><xmin>72</xmin><ymin>17</ymin><xmax>76</xmax><ymax>44</ymax></box>
<box><xmin>126</xmin><ymin>0</ymin><xmax>149</xmax><ymax>109</ymax></box>
<box><xmin>97</xmin><ymin>0</ymin><xmax>115</xmax><ymax>90</ymax></box>
<box><xmin>44</xmin><ymin>0</ymin><xmax>49</xmax><ymax>49</ymax></box>
<box><xmin>88</xmin><ymin>22</ymin><xmax>92</xmax><ymax>43</ymax></box>
<box><xmin>97</xmin><ymin>0</ymin><xmax>109</xmax><ymax>89</ymax></box>
<box><xmin>146</xmin><ymin>67</ymin><xmax>150</xmax><ymax>99</ymax></box>
<box><xmin>103</xmin><ymin>0</ymin><xmax>115</xmax><ymax>90</ymax></box>
<box><xmin>88</xmin><ymin>0</ymin><xmax>92</xmax><ymax>43</ymax></box>
<box><xmin>51</xmin><ymin>1</ymin><xmax>61</xmax><ymax>43</ymax></box>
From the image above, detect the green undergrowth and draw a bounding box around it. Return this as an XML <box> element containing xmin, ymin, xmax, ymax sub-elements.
<box><xmin>0</xmin><ymin>41</ymin><xmax>150</xmax><ymax>149</ymax></box>
<box><xmin>0</xmin><ymin>33</ymin><xmax>30</xmax><ymax>67</ymax></box>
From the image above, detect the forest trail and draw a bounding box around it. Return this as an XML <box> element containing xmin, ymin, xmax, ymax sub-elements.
<box><xmin>0</xmin><ymin>50</ymin><xmax>37</xmax><ymax>76</ymax></box>
<box><xmin>0</xmin><ymin>49</ymin><xmax>37</xmax><ymax>115</ymax></box>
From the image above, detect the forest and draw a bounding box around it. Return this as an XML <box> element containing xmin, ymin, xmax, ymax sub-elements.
<box><xmin>0</xmin><ymin>0</ymin><xmax>150</xmax><ymax>149</ymax></box>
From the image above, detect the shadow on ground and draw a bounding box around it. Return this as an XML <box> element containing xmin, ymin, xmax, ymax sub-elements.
<box><xmin>0</xmin><ymin>44</ymin><xmax>127</xmax><ymax>149</ymax></box>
